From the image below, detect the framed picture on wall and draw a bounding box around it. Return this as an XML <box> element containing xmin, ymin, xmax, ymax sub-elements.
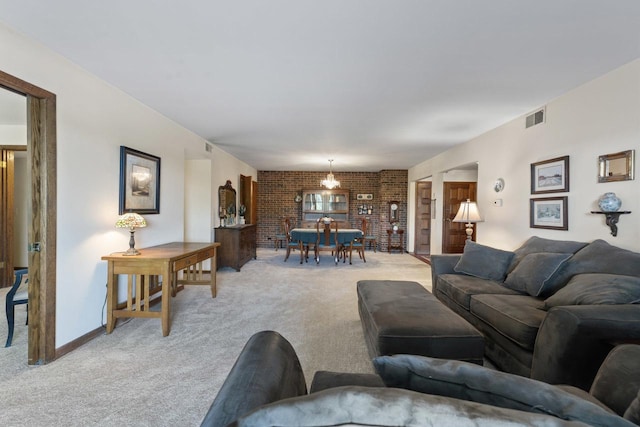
<box><xmin>119</xmin><ymin>146</ymin><xmax>161</xmax><ymax>214</ymax></box>
<box><xmin>530</xmin><ymin>196</ymin><xmax>568</xmax><ymax>230</ymax></box>
<box><xmin>531</xmin><ymin>155</ymin><xmax>569</xmax><ymax>194</ymax></box>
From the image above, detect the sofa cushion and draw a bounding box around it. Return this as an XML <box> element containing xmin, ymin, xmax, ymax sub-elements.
<box><xmin>373</xmin><ymin>355</ymin><xmax>632</xmax><ymax>427</ymax></box>
<box><xmin>437</xmin><ymin>274</ymin><xmax>520</xmax><ymax>311</ymax></box>
<box><xmin>470</xmin><ymin>294</ymin><xmax>546</xmax><ymax>351</ymax></box>
<box><xmin>235</xmin><ymin>385</ymin><xmax>588</xmax><ymax>426</ymax></box>
<box><xmin>504</xmin><ymin>252</ymin><xmax>573</xmax><ymax>296</ymax></box>
<box><xmin>454</xmin><ymin>240</ymin><xmax>515</xmax><ymax>282</ymax></box>
<box><xmin>508</xmin><ymin>236</ymin><xmax>587</xmax><ymax>274</ymax></box>
<box><xmin>545</xmin><ymin>240</ymin><xmax>640</xmax><ymax>295</ymax></box>
<box><xmin>545</xmin><ymin>274</ymin><xmax>640</xmax><ymax>309</ymax></box>
<box><xmin>555</xmin><ymin>385</ymin><xmax>614</xmax><ymax>413</ymax></box>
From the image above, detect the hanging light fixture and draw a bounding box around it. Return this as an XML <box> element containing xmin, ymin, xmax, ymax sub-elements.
<box><xmin>321</xmin><ymin>159</ymin><xmax>341</xmax><ymax>189</ymax></box>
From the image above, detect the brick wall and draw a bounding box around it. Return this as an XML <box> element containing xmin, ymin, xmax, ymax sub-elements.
<box><xmin>257</xmin><ymin>170</ymin><xmax>408</xmax><ymax>251</ymax></box>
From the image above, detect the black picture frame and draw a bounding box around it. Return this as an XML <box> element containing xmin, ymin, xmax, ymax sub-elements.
<box><xmin>119</xmin><ymin>146</ymin><xmax>161</xmax><ymax>214</ymax></box>
<box><xmin>530</xmin><ymin>196</ymin><xmax>568</xmax><ymax>230</ymax></box>
<box><xmin>531</xmin><ymin>155</ymin><xmax>569</xmax><ymax>194</ymax></box>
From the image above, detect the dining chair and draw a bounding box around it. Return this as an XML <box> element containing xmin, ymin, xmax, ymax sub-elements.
<box><xmin>5</xmin><ymin>268</ymin><xmax>28</xmax><ymax>347</ymax></box>
<box><xmin>344</xmin><ymin>237</ymin><xmax>366</xmax><ymax>264</ymax></box>
<box><xmin>314</xmin><ymin>218</ymin><xmax>339</xmax><ymax>265</ymax></box>
<box><xmin>284</xmin><ymin>218</ymin><xmax>303</xmax><ymax>262</ymax></box>
<box><xmin>361</xmin><ymin>218</ymin><xmax>378</xmax><ymax>252</ymax></box>
<box><xmin>273</xmin><ymin>217</ymin><xmax>289</xmax><ymax>250</ymax></box>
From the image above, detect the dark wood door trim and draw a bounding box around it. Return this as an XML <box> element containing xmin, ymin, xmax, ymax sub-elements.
<box><xmin>414</xmin><ymin>181</ymin><xmax>431</xmax><ymax>255</ymax></box>
<box><xmin>0</xmin><ymin>149</ymin><xmax>15</xmax><ymax>287</ymax></box>
<box><xmin>0</xmin><ymin>70</ymin><xmax>57</xmax><ymax>365</ymax></box>
<box><xmin>442</xmin><ymin>182</ymin><xmax>477</xmax><ymax>254</ymax></box>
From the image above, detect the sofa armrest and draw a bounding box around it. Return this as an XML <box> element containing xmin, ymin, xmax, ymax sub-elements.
<box><xmin>430</xmin><ymin>254</ymin><xmax>461</xmax><ymax>293</ymax></box>
<box><xmin>201</xmin><ymin>331</ymin><xmax>307</xmax><ymax>427</ymax></box>
<box><xmin>590</xmin><ymin>344</ymin><xmax>640</xmax><ymax>416</ymax></box>
<box><xmin>531</xmin><ymin>305</ymin><xmax>640</xmax><ymax>391</ymax></box>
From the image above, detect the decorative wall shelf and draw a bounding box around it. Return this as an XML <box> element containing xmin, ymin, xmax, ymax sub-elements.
<box><xmin>590</xmin><ymin>211</ymin><xmax>631</xmax><ymax>237</ymax></box>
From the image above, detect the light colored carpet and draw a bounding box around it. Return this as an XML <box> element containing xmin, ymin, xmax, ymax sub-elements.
<box><xmin>0</xmin><ymin>248</ymin><xmax>431</xmax><ymax>426</ymax></box>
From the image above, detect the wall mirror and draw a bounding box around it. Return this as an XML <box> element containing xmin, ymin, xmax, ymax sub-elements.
<box><xmin>598</xmin><ymin>150</ymin><xmax>635</xmax><ymax>183</ymax></box>
<box><xmin>218</xmin><ymin>180</ymin><xmax>236</xmax><ymax>224</ymax></box>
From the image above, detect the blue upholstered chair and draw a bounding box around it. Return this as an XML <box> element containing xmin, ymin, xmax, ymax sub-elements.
<box><xmin>5</xmin><ymin>268</ymin><xmax>28</xmax><ymax>347</ymax></box>
<box><xmin>314</xmin><ymin>218</ymin><xmax>339</xmax><ymax>265</ymax></box>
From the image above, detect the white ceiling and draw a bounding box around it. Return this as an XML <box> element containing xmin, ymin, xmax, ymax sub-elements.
<box><xmin>1</xmin><ymin>1</ymin><xmax>638</xmax><ymax>171</ymax></box>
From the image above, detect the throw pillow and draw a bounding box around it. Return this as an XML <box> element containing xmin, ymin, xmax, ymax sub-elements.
<box><xmin>454</xmin><ymin>240</ymin><xmax>515</xmax><ymax>282</ymax></box>
<box><xmin>544</xmin><ymin>239</ymin><xmax>640</xmax><ymax>294</ymax></box>
<box><xmin>235</xmin><ymin>385</ymin><xmax>583</xmax><ymax>426</ymax></box>
<box><xmin>544</xmin><ymin>274</ymin><xmax>640</xmax><ymax>309</ymax></box>
<box><xmin>373</xmin><ymin>354</ymin><xmax>627</xmax><ymax>427</ymax></box>
<box><xmin>503</xmin><ymin>252</ymin><xmax>573</xmax><ymax>297</ymax></box>
<box><xmin>507</xmin><ymin>236</ymin><xmax>587</xmax><ymax>274</ymax></box>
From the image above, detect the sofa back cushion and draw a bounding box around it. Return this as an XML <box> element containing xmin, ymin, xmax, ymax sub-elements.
<box><xmin>508</xmin><ymin>236</ymin><xmax>587</xmax><ymax>274</ymax></box>
<box><xmin>373</xmin><ymin>354</ymin><xmax>634</xmax><ymax>427</ymax></box>
<box><xmin>454</xmin><ymin>240</ymin><xmax>514</xmax><ymax>282</ymax></box>
<box><xmin>545</xmin><ymin>274</ymin><xmax>640</xmax><ymax>309</ymax></box>
<box><xmin>545</xmin><ymin>240</ymin><xmax>640</xmax><ymax>293</ymax></box>
<box><xmin>235</xmin><ymin>385</ymin><xmax>587</xmax><ymax>426</ymax></box>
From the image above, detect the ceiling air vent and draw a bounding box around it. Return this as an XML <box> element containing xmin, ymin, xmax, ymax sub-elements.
<box><xmin>205</xmin><ymin>142</ymin><xmax>213</xmax><ymax>153</ymax></box>
<box><xmin>525</xmin><ymin>108</ymin><xmax>545</xmax><ymax>128</ymax></box>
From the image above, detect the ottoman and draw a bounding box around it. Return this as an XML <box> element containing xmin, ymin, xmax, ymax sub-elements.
<box><xmin>357</xmin><ymin>280</ymin><xmax>484</xmax><ymax>364</ymax></box>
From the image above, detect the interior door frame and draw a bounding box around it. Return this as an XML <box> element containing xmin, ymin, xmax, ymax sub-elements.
<box><xmin>0</xmin><ymin>70</ymin><xmax>57</xmax><ymax>365</ymax></box>
<box><xmin>413</xmin><ymin>180</ymin><xmax>432</xmax><ymax>255</ymax></box>
<box><xmin>442</xmin><ymin>181</ymin><xmax>477</xmax><ymax>254</ymax></box>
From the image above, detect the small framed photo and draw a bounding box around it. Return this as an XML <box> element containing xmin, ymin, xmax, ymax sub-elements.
<box><xmin>119</xmin><ymin>146</ymin><xmax>161</xmax><ymax>214</ymax></box>
<box><xmin>531</xmin><ymin>155</ymin><xmax>569</xmax><ymax>194</ymax></box>
<box><xmin>530</xmin><ymin>197</ymin><xmax>568</xmax><ymax>230</ymax></box>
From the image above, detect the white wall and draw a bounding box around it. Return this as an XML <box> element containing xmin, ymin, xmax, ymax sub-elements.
<box><xmin>0</xmin><ymin>124</ymin><xmax>26</xmax><ymax>145</ymax></box>
<box><xmin>0</xmin><ymin>23</ymin><xmax>256</xmax><ymax>347</ymax></box>
<box><xmin>409</xmin><ymin>59</ymin><xmax>640</xmax><ymax>253</ymax></box>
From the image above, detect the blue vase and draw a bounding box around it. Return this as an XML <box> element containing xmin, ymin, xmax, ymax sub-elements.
<box><xmin>598</xmin><ymin>192</ymin><xmax>622</xmax><ymax>212</ymax></box>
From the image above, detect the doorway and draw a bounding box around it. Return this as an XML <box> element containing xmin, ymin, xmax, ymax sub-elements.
<box><xmin>414</xmin><ymin>180</ymin><xmax>432</xmax><ymax>256</ymax></box>
<box><xmin>442</xmin><ymin>181</ymin><xmax>477</xmax><ymax>254</ymax></box>
<box><xmin>1</xmin><ymin>146</ymin><xmax>28</xmax><ymax>287</ymax></box>
<box><xmin>0</xmin><ymin>70</ymin><xmax>57</xmax><ymax>364</ymax></box>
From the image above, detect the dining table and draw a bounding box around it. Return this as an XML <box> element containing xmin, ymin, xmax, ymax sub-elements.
<box><xmin>289</xmin><ymin>228</ymin><xmax>363</xmax><ymax>264</ymax></box>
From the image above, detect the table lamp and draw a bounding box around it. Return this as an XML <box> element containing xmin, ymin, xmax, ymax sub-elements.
<box><xmin>453</xmin><ymin>199</ymin><xmax>483</xmax><ymax>240</ymax></box>
<box><xmin>115</xmin><ymin>212</ymin><xmax>147</xmax><ymax>255</ymax></box>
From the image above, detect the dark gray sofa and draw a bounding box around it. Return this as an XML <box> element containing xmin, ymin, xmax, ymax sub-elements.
<box><xmin>201</xmin><ymin>330</ymin><xmax>640</xmax><ymax>426</ymax></box>
<box><xmin>431</xmin><ymin>237</ymin><xmax>640</xmax><ymax>390</ymax></box>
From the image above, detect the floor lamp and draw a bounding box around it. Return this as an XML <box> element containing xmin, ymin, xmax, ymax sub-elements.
<box><xmin>453</xmin><ymin>199</ymin><xmax>483</xmax><ymax>240</ymax></box>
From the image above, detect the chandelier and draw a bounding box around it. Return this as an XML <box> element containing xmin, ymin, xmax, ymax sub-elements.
<box><xmin>321</xmin><ymin>159</ymin><xmax>341</xmax><ymax>189</ymax></box>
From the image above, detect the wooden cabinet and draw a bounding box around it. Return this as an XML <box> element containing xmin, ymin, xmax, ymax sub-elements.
<box><xmin>301</xmin><ymin>189</ymin><xmax>350</xmax><ymax>228</ymax></box>
<box><xmin>215</xmin><ymin>224</ymin><xmax>256</xmax><ymax>271</ymax></box>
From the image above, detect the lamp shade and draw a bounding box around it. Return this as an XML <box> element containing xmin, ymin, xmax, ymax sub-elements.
<box><xmin>115</xmin><ymin>212</ymin><xmax>147</xmax><ymax>229</ymax></box>
<box><xmin>453</xmin><ymin>199</ymin><xmax>483</xmax><ymax>223</ymax></box>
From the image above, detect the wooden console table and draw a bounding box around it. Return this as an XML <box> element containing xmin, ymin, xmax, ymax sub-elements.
<box><xmin>386</xmin><ymin>229</ymin><xmax>404</xmax><ymax>253</ymax></box>
<box><xmin>101</xmin><ymin>242</ymin><xmax>220</xmax><ymax>336</ymax></box>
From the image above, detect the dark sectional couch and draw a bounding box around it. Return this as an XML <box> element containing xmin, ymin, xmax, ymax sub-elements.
<box><xmin>202</xmin><ymin>330</ymin><xmax>640</xmax><ymax>426</ymax></box>
<box><xmin>431</xmin><ymin>237</ymin><xmax>640</xmax><ymax>390</ymax></box>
